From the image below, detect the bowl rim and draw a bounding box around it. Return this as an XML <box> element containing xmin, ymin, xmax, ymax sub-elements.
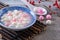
<box><xmin>0</xmin><ymin>6</ymin><xmax>36</xmax><ymax>30</ymax></box>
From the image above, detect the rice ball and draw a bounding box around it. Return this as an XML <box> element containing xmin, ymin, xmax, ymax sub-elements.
<box><xmin>46</xmin><ymin>20</ymin><xmax>52</xmax><ymax>25</ymax></box>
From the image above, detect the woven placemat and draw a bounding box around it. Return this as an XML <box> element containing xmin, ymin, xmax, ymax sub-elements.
<box><xmin>0</xmin><ymin>3</ymin><xmax>47</xmax><ymax>40</ymax></box>
<box><xmin>0</xmin><ymin>21</ymin><xmax>47</xmax><ymax>40</ymax></box>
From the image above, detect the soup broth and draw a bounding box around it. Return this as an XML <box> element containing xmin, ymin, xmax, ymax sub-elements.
<box><xmin>1</xmin><ymin>10</ymin><xmax>32</xmax><ymax>28</ymax></box>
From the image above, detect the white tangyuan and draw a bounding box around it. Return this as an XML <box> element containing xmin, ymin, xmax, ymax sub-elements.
<box><xmin>16</xmin><ymin>23</ymin><xmax>20</xmax><ymax>28</ymax></box>
<box><xmin>2</xmin><ymin>17</ymin><xmax>8</xmax><ymax>21</ymax></box>
<box><xmin>8</xmin><ymin>16</ymin><xmax>13</xmax><ymax>20</ymax></box>
<box><xmin>19</xmin><ymin>12</ymin><xmax>23</xmax><ymax>16</ymax></box>
<box><xmin>46</xmin><ymin>20</ymin><xmax>52</xmax><ymax>25</ymax></box>
<box><xmin>16</xmin><ymin>23</ymin><xmax>24</xmax><ymax>28</ymax></box>
<box><xmin>23</xmin><ymin>18</ymin><xmax>28</xmax><ymax>21</ymax></box>
<box><xmin>13</xmin><ymin>10</ymin><xmax>18</xmax><ymax>15</ymax></box>
<box><xmin>9</xmin><ymin>22</ymin><xmax>17</xmax><ymax>27</ymax></box>
<box><xmin>26</xmin><ymin>20</ymin><xmax>30</xmax><ymax>24</ymax></box>
<box><xmin>22</xmin><ymin>21</ymin><xmax>26</xmax><ymax>24</ymax></box>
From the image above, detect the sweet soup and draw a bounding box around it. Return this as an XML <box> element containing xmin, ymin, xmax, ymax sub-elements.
<box><xmin>1</xmin><ymin>10</ymin><xmax>32</xmax><ymax>28</ymax></box>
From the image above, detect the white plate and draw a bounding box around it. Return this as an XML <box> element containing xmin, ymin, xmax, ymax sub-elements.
<box><xmin>36</xmin><ymin>7</ymin><xmax>47</xmax><ymax>15</ymax></box>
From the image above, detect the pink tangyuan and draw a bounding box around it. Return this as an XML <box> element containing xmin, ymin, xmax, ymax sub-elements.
<box><xmin>5</xmin><ymin>21</ymin><xmax>11</xmax><ymax>26</ymax></box>
<box><xmin>24</xmin><ymin>23</ymin><xmax>28</xmax><ymax>26</ymax></box>
<box><xmin>19</xmin><ymin>20</ymin><xmax>23</xmax><ymax>23</ymax></box>
<box><xmin>37</xmin><ymin>9</ymin><xmax>45</xmax><ymax>15</ymax></box>
<box><xmin>39</xmin><ymin>16</ymin><xmax>44</xmax><ymax>21</ymax></box>
<box><xmin>46</xmin><ymin>14</ymin><xmax>52</xmax><ymax>20</ymax></box>
<box><xmin>18</xmin><ymin>18</ymin><xmax>23</xmax><ymax>23</ymax></box>
<box><xmin>11</xmin><ymin>18</ymin><xmax>17</xmax><ymax>22</ymax></box>
<box><xmin>7</xmin><ymin>13</ymin><xmax>12</xmax><ymax>16</ymax></box>
<box><xmin>7</xmin><ymin>11</ymin><xmax>12</xmax><ymax>16</ymax></box>
<box><xmin>22</xmin><ymin>13</ymin><xmax>29</xmax><ymax>17</ymax></box>
<box><xmin>5</xmin><ymin>23</ymin><xmax>10</xmax><ymax>26</ymax></box>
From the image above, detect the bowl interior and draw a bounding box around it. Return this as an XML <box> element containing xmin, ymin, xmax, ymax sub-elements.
<box><xmin>0</xmin><ymin>6</ymin><xmax>36</xmax><ymax>30</ymax></box>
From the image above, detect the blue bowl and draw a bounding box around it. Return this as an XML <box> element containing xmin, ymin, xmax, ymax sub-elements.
<box><xmin>0</xmin><ymin>6</ymin><xmax>36</xmax><ymax>31</ymax></box>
